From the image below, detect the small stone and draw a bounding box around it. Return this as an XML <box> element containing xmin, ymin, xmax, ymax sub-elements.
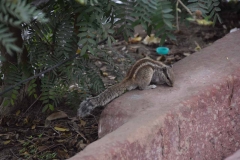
<box><xmin>102</xmin><ymin>72</ymin><xmax>108</xmax><ymax>77</ymax></box>
<box><xmin>100</xmin><ymin>66</ymin><xmax>107</xmax><ymax>72</ymax></box>
<box><xmin>183</xmin><ymin>53</ymin><xmax>191</xmax><ymax>56</ymax></box>
<box><xmin>121</xmin><ymin>46</ymin><xmax>126</xmax><ymax>51</ymax></box>
<box><xmin>95</xmin><ymin>61</ymin><xmax>102</xmax><ymax>68</ymax></box>
<box><xmin>108</xmin><ymin>75</ymin><xmax>116</xmax><ymax>80</ymax></box>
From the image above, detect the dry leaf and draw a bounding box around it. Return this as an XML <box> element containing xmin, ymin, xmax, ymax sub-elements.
<box><xmin>183</xmin><ymin>53</ymin><xmax>191</xmax><ymax>56</ymax></box>
<box><xmin>196</xmin><ymin>19</ymin><xmax>213</xmax><ymax>26</ymax></box>
<box><xmin>194</xmin><ymin>41</ymin><xmax>201</xmax><ymax>51</ymax></box>
<box><xmin>117</xmin><ymin>58</ymin><xmax>125</xmax><ymax>63</ymax></box>
<box><xmin>23</xmin><ymin>117</ymin><xmax>28</xmax><ymax>124</ymax></box>
<box><xmin>108</xmin><ymin>75</ymin><xmax>116</xmax><ymax>80</ymax></box>
<box><xmin>56</xmin><ymin>149</ymin><xmax>69</xmax><ymax>159</ymax></box>
<box><xmin>46</xmin><ymin>111</ymin><xmax>68</xmax><ymax>121</ymax></box>
<box><xmin>16</xmin><ymin>110</ymin><xmax>21</xmax><ymax>116</ymax></box>
<box><xmin>3</xmin><ymin>140</ymin><xmax>11</xmax><ymax>145</ymax></box>
<box><xmin>54</xmin><ymin>126</ymin><xmax>69</xmax><ymax>132</ymax></box>
<box><xmin>76</xmin><ymin>141</ymin><xmax>87</xmax><ymax>150</ymax></box>
<box><xmin>128</xmin><ymin>46</ymin><xmax>140</xmax><ymax>53</ymax></box>
<box><xmin>94</xmin><ymin>61</ymin><xmax>102</xmax><ymax>68</ymax></box>
<box><xmin>121</xmin><ymin>46</ymin><xmax>126</xmax><ymax>51</ymax></box>
<box><xmin>37</xmin><ymin>145</ymin><xmax>48</xmax><ymax>152</ymax></box>
<box><xmin>100</xmin><ymin>66</ymin><xmax>107</xmax><ymax>72</ymax></box>
<box><xmin>31</xmin><ymin>124</ymin><xmax>36</xmax><ymax>129</ymax></box>
<box><xmin>56</xmin><ymin>139</ymin><xmax>65</xmax><ymax>143</ymax></box>
<box><xmin>128</xmin><ymin>36</ymin><xmax>142</xmax><ymax>44</ymax></box>
<box><xmin>0</xmin><ymin>133</ymin><xmax>11</xmax><ymax>139</ymax></box>
<box><xmin>68</xmin><ymin>138</ymin><xmax>78</xmax><ymax>147</ymax></box>
<box><xmin>102</xmin><ymin>72</ymin><xmax>108</xmax><ymax>77</ymax></box>
<box><xmin>142</xmin><ymin>34</ymin><xmax>160</xmax><ymax>45</ymax></box>
<box><xmin>80</xmin><ymin>120</ymin><xmax>86</xmax><ymax>127</ymax></box>
<box><xmin>79</xmin><ymin>143</ymin><xmax>87</xmax><ymax>149</ymax></box>
<box><xmin>156</xmin><ymin>56</ymin><xmax>164</xmax><ymax>61</ymax></box>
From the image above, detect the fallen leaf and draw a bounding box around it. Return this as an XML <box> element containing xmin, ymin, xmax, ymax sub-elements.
<box><xmin>79</xmin><ymin>143</ymin><xmax>87</xmax><ymax>149</ymax></box>
<box><xmin>102</xmin><ymin>72</ymin><xmax>108</xmax><ymax>77</ymax></box>
<box><xmin>76</xmin><ymin>141</ymin><xmax>87</xmax><ymax>150</ymax></box>
<box><xmin>23</xmin><ymin>117</ymin><xmax>28</xmax><ymax>124</ymax></box>
<box><xmin>108</xmin><ymin>75</ymin><xmax>116</xmax><ymax>80</ymax></box>
<box><xmin>16</xmin><ymin>110</ymin><xmax>21</xmax><ymax>116</ymax></box>
<box><xmin>156</xmin><ymin>56</ymin><xmax>164</xmax><ymax>61</ymax></box>
<box><xmin>196</xmin><ymin>19</ymin><xmax>213</xmax><ymax>26</ymax></box>
<box><xmin>117</xmin><ymin>58</ymin><xmax>125</xmax><ymax>63</ymax></box>
<box><xmin>68</xmin><ymin>138</ymin><xmax>78</xmax><ymax>147</ymax></box>
<box><xmin>31</xmin><ymin>124</ymin><xmax>36</xmax><ymax>129</ymax></box>
<box><xmin>183</xmin><ymin>53</ymin><xmax>191</xmax><ymax>56</ymax></box>
<box><xmin>80</xmin><ymin>120</ymin><xmax>86</xmax><ymax>127</ymax></box>
<box><xmin>3</xmin><ymin>140</ymin><xmax>11</xmax><ymax>145</ymax></box>
<box><xmin>128</xmin><ymin>46</ymin><xmax>139</xmax><ymax>53</ymax></box>
<box><xmin>56</xmin><ymin>139</ymin><xmax>65</xmax><ymax>143</ymax></box>
<box><xmin>46</xmin><ymin>111</ymin><xmax>68</xmax><ymax>121</ymax></box>
<box><xmin>54</xmin><ymin>126</ymin><xmax>69</xmax><ymax>132</ymax></box>
<box><xmin>194</xmin><ymin>41</ymin><xmax>201</xmax><ymax>51</ymax></box>
<box><xmin>37</xmin><ymin>145</ymin><xmax>48</xmax><ymax>152</ymax></box>
<box><xmin>56</xmin><ymin>149</ymin><xmax>69</xmax><ymax>159</ymax></box>
<box><xmin>121</xmin><ymin>46</ymin><xmax>126</xmax><ymax>51</ymax></box>
<box><xmin>142</xmin><ymin>34</ymin><xmax>160</xmax><ymax>45</ymax></box>
<box><xmin>100</xmin><ymin>66</ymin><xmax>107</xmax><ymax>72</ymax></box>
<box><xmin>128</xmin><ymin>36</ymin><xmax>142</xmax><ymax>44</ymax></box>
<box><xmin>94</xmin><ymin>61</ymin><xmax>102</xmax><ymax>68</ymax></box>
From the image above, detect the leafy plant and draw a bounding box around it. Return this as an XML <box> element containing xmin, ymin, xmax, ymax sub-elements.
<box><xmin>0</xmin><ymin>0</ymin><xmax>221</xmax><ymax>114</ymax></box>
<box><xmin>152</xmin><ymin>0</ymin><xmax>176</xmax><ymax>45</ymax></box>
<box><xmin>187</xmin><ymin>0</ymin><xmax>222</xmax><ymax>24</ymax></box>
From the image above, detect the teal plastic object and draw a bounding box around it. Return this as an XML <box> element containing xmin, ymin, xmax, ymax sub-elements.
<box><xmin>156</xmin><ymin>47</ymin><xmax>169</xmax><ymax>55</ymax></box>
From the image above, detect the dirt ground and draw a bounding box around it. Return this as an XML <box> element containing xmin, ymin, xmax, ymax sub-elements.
<box><xmin>0</xmin><ymin>12</ymin><xmax>239</xmax><ymax>159</ymax></box>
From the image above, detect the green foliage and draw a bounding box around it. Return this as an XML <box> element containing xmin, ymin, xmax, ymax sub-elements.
<box><xmin>152</xmin><ymin>0</ymin><xmax>176</xmax><ymax>45</ymax></box>
<box><xmin>0</xmin><ymin>0</ymin><xmax>221</xmax><ymax>113</ymax></box>
<box><xmin>187</xmin><ymin>0</ymin><xmax>222</xmax><ymax>24</ymax></box>
<box><xmin>0</xmin><ymin>0</ymin><xmax>48</xmax><ymax>55</ymax></box>
<box><xmin>132</xmin><ymin>0</ymin><xmax>157</xmax><ymax>32</ymax></box>
<box><xmin>2</xmin><ymin>63</ymin><xmax>22</xmax><ymax>106</ymax></box>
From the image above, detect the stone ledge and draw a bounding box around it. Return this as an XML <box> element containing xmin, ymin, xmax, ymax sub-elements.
<box><xmin>69</xmin><ymin>31</ymin><xmax>240</xmax><ymax>160</ymax></box>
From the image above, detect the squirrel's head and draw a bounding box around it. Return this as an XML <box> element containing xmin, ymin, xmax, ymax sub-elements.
<box><xmin>162</xmin><ymin>65</ymin><xmax>174</xmax><ymax>87</ymax></box>
<box><xmin>152</xmin><ymin>65</ymin><xmax>174</xmax><ymax>87</ymax></box>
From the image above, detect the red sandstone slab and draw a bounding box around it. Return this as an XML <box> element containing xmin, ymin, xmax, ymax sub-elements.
<box><xmin>69</xmin><ymin>31</ymin><xmax>240</xmax><ymax>160</ymax></box>
<box><xmin>225</xmin><ymin>149</ymin><xmax>240</xmax><ymax>160</ymax></box>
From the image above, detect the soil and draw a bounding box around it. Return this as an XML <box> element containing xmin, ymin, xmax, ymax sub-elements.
<box><xmin>0</xmin><ymin>12</ymin><xmax>239</xmax><ymax>159</ymax></box>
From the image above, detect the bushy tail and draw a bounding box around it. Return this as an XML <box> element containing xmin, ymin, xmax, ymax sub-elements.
<box><xmin>78</xmin><ymin>80</ymin><xmax>131</xmax><ymax>117</ymax></box>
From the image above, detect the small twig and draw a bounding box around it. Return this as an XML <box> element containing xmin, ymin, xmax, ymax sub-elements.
<box><xmin>51</xmin><ymin>127</ymin><xmax>61</xmax><ymax>136</ymax></box>
<box><xmin>91</xmin><ymin>114</ymin><xmax>99</xmax><ymax>125</ymax></box>
<box><xmin>36</xmin><ymin>144</ymin><xmax>65</xmax><ymax>154</ymax></box>
<box><xmin>176</xmin><ymin>0</ymin><xmax>179</xmax><ymax>31</ymax></box>
<box><xmin>178</xmin><ymin>0</ymin><xmax>193</xmax><ymax>16</ymax></box>
<box><xmin>68</xmin><ymin>122</ymin><xmax>88</xmax><ymax>141</ymax></box>
<box><xmin>23</xmin><ymin>94</ymin><xmax>42</xmax><ymax>115</ymax></box>
<box><xmin>10</xmin><ymin>149</ymin><xmax>20</xmax><ymax>159</ymax></box>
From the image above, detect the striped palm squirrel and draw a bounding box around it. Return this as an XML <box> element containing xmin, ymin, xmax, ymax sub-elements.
<box><xmin>78</xmin><ymin>57</ymin><xmax>174</xmax><ymax>117</ymax></box>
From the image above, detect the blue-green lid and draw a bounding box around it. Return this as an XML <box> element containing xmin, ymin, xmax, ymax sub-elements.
<box><xmin>156</xmin><ymin>47</ymin><xmax>169</xmax><ymax>55</ymax></box>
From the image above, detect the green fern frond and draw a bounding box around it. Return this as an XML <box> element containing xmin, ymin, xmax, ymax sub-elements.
<box><xmin>132</xmin><ymin>0</ymin><xmax>158</xmax><ymax>30</ymax></box>
<box><xmin>112</xmin><ymin>0</ymin><xmax>135</xmax><ymax>39</ymax></box>
<box><xmin>0</xmin><ymin>0</ymin><xmax>48</xmax><ymax>55</ymax></box>
<box><xmin>2</xmin><ymin>63</ymin><xmax>23</xmax><ymax>105</ymax></box>
<box><xmin>187</xmin><ymin>0</ymin><xmax>222</xmax><ymax>24</ymax></box>
<box><xmin>152</xmin><ymin>0</ymin><xmax>175</xmax><ymax>44</ymax></box>
<box><xmin>0</xmin><ymin>24</ymin><xmax>21</xmax><ymax>55</ymax></box>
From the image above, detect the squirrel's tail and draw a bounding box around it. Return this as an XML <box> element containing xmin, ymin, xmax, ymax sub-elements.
<box><xmin>78</xmin><ymin>80</ymin><xmax>133</xmax><ymax>117</ymax></box>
